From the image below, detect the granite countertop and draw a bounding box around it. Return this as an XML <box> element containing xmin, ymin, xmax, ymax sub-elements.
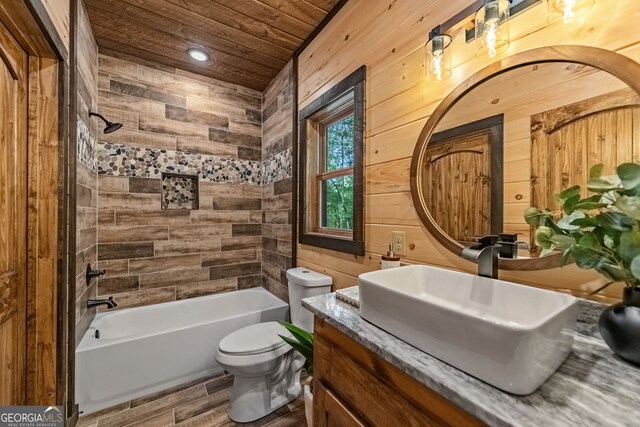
<box><xmin>303</xmin><ymin>287</ymin><xmax>640</xmax><ymax>427</ymax></box>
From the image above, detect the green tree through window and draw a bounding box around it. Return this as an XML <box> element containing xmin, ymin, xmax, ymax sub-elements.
<box><xmin>323</xmin><ymin>115</ymin><xmax>354</xmax><ymax>230</ymax></box>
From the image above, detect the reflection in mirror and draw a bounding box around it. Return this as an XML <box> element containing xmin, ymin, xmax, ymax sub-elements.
<box><xmin>421</xmin><ymin>61</ymin><xmax>639</xmax><ymax>259</ymax></box>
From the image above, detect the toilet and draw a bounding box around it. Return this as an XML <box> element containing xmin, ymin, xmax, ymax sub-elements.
<box><xmin>215</xmin><ymin>267</ymin><xmax>332</xmax><ymax>423</ymax></box>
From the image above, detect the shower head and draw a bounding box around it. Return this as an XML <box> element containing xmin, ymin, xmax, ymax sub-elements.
<box><xmin>89</xmin><ymin>110</ymin><xmax>123</xmax><ymax>134</ymax></box>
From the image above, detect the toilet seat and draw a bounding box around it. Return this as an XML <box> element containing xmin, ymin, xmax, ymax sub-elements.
<box><xmin>218</xmin><ymin>322</ymin><xmax>289</xmax><ymax>356</ymax></box>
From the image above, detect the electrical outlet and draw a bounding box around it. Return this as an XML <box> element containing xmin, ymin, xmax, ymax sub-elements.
<box><xmin>391</xmin><ymin>231</ymin><xmax>407</xmax><ymax>256</ymax></box>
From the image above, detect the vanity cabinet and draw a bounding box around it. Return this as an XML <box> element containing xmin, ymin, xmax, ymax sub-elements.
<box><xmin>313</xmin><ymin>318</ymin><xmax>485</xmax><ymax>427</ymax></box>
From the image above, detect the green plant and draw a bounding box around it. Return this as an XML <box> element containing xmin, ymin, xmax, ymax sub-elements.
<box><xmin>278</xmin><ymin>321</ymin><xmax>314</xmax><ymax>376</ymax></box>
<box><xmin>524</xmin><ymin>163</ymin><xmax>640</xmax><ymax>294</ymax></box>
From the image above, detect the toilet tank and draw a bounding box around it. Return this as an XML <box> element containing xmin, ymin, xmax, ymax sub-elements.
<box><xmin>286</xmin><ymin>267</ymin><xmax>332</xmax><ymax>333</ymax></box>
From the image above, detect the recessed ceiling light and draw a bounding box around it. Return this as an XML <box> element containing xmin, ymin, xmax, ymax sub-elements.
<box><xmin>187</xmin><ymin>48</ymin><xmax>209</xmax><ymax>62</ymax></box>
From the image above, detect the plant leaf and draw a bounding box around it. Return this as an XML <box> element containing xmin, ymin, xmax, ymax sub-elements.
<box><xmin>555</xmin><ymin>185</ymin><xmax>581</xmax><ymax>204</ymax></box>
<box><xmin>590</xmin><ymin>163</ymin><xmax>604</xmax><ymax>178</ymax></box>
<box><xmin>619</xmin><ymin>230</ymin><xmax>640</xmax><ymax>263</ymax></box>
<box><xmin>551</xmin><ymin>234</ymin><xmax>575</xmax><ymax>249</ymax></box>
<box><xmin>631</xmin><ymin>256</ymin><xmax>640</xmax><ymax>281</ymax></box>
<box><xmin>617</xmin><ymin>163</ymin><xmax>640</xmax><ymax>190</ymax></box>
<box><xmin>616</xmin><ymin>196</ymin><xmax>640</xmax><ymax>221</ymax></box>
<box><xmin>588</xmin><ymin>281</ymin><xmax>614</xmax><ymax>296</ymax></box>
<box><xmin>535</xmin><ymin>226</ymin><xmax>554</xmax><ymax>249</ymax></box>
<box><xmin>578</xmin><ymin>232</ymin><xmax>599</xmax><ymax>250</ymax></box>
<box><xmin>557</xmin><ymin>211</ymin><xmax>585</xmax><ymax>231</ymax></box>
<box><xmin>597</xmin><ymin>211</ymin><xmax>635</xmax><ymax>231</ymax></box>
<box><xmin>587</xmin><ymin>176</ymin><xmax>622</xmax><ymax>192</ymax></box>
<box><xmin>279</xmin><ymin>321</ymin><xmax>314</xmax><ymax>349</ymax></box>
<box><xmin>279</xmin><ymin>335</ymin><xmax>313</xmax><ymax>363</ymax></box>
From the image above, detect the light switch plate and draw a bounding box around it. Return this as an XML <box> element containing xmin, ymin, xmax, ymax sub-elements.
<box><xmin>391</xmin><ymin>231</ymin><xmax>406</xmax><ymax>256</ymax></box>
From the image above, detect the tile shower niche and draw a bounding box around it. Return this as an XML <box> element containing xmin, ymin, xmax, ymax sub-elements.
<box><xmin>161</xmin><ymin>172</ymin><xmax>199</xmax><ymax>210</ymax></box>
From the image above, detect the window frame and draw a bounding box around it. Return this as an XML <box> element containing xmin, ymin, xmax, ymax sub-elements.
<box><xmin>298</xmin><ymin>66</ymin><xmax>365</xmax><ymax>255</ymax></box>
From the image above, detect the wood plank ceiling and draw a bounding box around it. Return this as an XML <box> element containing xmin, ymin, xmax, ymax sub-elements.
<box><xmin>85</xmin><ymin>0</ymin><xmax>342</xmax><ymax>91</ymax></box>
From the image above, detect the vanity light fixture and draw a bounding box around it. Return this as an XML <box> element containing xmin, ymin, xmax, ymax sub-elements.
<box><xmin>187</xmin><ymin>47</ymin><xmax>209</xmax><ymax>62</ymax></box>
<box><xmin>475</xmin><ymin>0</ymin><xmax>511</xmax><ymax>59</ymax></box>
<box><xmin>425</xmin><ymin>27</ymin><xmax>453</xmax><ymax>82</ymax></box>
<box><xmin>547</xmin><ymin>0</ymin><xmax>595</xmax><ymax>23</ymax></box>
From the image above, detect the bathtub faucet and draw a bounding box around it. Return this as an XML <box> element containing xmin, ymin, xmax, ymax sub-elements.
<box><xmin>87</xmin><ymin>296</ymin><xmax>118</xmax><ymax>310</ymax></box>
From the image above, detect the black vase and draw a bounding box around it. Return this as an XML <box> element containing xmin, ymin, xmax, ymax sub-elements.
<box><xmin>599</xmin><ymin>287</ymin><xmax>640</xmax><ymax>365</ymax></box>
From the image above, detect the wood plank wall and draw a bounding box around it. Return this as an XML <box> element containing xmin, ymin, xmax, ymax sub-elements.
<box><xmin>262</xmin><ymin>60</ymin><xmax>295</xmax><ymax>301</ymax></box>
<box><xmin>42</xmin><ymin>0</ymin><xmax>70</xmax><ymax>49</ymax></box>
<box><xmin>296</xmin><ymin>0</ymin><xmax>640</xmax><ymax>302</ymax></box>
<box><xmin>92</xmin><ymin>54</ymin><xmax>264</xmax><ymax>314</ymax></box>
<box><xmin>74</xmin><ymin>0</ymin><xmax>99</xmax><ymax>346</ymax></box>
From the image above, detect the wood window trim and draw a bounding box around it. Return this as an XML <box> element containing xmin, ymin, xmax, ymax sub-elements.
<box><xmin>299</xmin><ymin>66</ymin><xmax>365</xmax><ymax>256</ymax></box>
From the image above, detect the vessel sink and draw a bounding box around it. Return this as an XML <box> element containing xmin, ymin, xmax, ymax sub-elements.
<box><xmin>358</xmin><ymin>265</ymin><xmax>577</xmax><ymax>395</ymax></box>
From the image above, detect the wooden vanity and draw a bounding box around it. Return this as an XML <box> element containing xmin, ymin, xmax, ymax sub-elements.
<box><xmin>313</xmin><ymin>318</ymin><xmax>484</xmax><ymax>426</ymax></box>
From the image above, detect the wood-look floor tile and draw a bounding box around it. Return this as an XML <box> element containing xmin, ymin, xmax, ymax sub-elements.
<box><xmin>124</xmin><ymin>409</ymin><xmax>175</xmax><ymax>427</ymax></box>
<box><xmin>173</xmin><ymin>388</ymin><xmax>231</xmax><ymax>424</ymax></box>
<box><xmin>264</xmin><ymin>408</ymin><xmax>306</xmax><ymax>427</ymax></box>
<box><xmin>78</xmin><ymin>401</ymin><xmax>131</xmax><ymax>426</ymax></box>
<box><xmin>96</xmin><ymin>384</ymin><xmax>207</xmax><ymax>426</ymax></box>
<box><xmin>204</xmin><ymin>375</ymin><xmax>234</xmax><ymax>395</ymax></box>
<box><xmin>174</xmin><ymin>402</ymin><xmax>231</xmax><ymax>427</ymax></box>
<box><xmin>130</xmin><ymin>374</ymin><xmax>222</xmax><ymax>408</ymax></box>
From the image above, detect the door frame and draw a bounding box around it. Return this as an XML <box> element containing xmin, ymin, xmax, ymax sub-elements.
<box><xmin>0</xmin><ymin>0</ymin><xmax>71</xmax><ymax>419</ymax></box>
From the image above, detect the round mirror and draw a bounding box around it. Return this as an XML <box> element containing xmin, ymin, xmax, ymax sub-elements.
<box><xmin>410</xmin><ymin>46</ymin><xmax>640</xmax><ymax>270</ymax></box>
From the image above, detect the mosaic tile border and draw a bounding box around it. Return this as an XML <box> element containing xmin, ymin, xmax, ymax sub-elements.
<box><xmin>77</xmin><ymin>115</ymin><xmax>97</xmax><ymax>171</ymax></box>
<box><xmin>97</xmin><ymin>143</ymin><xmax>293</xmax><ymax>186</ymax></box>
<box><xmin>262</xmin><ymin>148</ymin><xmax>292</xmax><ymax>185</ymax></box>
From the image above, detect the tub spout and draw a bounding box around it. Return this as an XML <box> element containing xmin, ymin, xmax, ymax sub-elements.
<box><xmin>87</xmin><ymin>296</ymin><xmax>118</xmax><ymax>310</ymax></box>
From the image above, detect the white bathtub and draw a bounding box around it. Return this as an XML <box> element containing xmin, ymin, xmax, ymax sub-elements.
<box><xmin>76</xmin><ymin>288</ymin><xmax>289</xmax><ymax>415</ymax></box>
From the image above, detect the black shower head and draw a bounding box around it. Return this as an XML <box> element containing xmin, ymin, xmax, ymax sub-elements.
<box><xmin>89</xmin><ymin>110</ymin><xmax>123</xmax><ymax>134</ymax></box>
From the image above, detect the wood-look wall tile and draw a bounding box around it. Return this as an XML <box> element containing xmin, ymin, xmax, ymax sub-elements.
<box><xmin>262</xmin><ymin>224</ymin><xmax>292</xmax><ymax>241</ymax></box>
<box><xmin>98</xmin><ymin>275</ymin><xmax>139</xmax><ymax>295</ymax></box>
<box><xmin>263</xmin><ymin>250</ymin><xmax>287</xmax><ymax>270</ymax></box>
<box><xmin>229</xmin><ymin>119</ymin><xmax>261</xmax><ymax>137</ymax></box>
<box><xmin>231</xmin><ymin>224</ymin><xmax>261</xmax><ymax>237</ymax></box>
<box><xmin>189</xmin><ymin>210</ymin><xmax>249</xmax><ymax>224</ymax></box>
<box><xmin>116</xmin><ymin>210</ymin><xmax>190</xmax><ymax>226</ymax></box>
<box><xmin>209</xmin><ymin>262</ymin><xmax>261</xmax><ymax>280</ymax></box>
<box><xmin>277</xmin><ymin>240</ymin><xmax>292</xmax><ymax>258</ymax></box>
<box><xmin>77</xmin><ymin>206</ymin><xmax>97</xmax><ymax>230</ymax></box>
<box><xmin>262</xmin><ymin>210</ymin><xmax>290</xmax><ymax>225</ymax></box>
<box><xmin>238</xmin><ymin>275</ymin><xmax>262</xmax><ymax>290</ymax></box>
<box><xmin>99</xmin><ymin>192</ymin><xmax>161</xmax><ymax>210</ymax></box>
<box><xmin>208</xmin><ymin>128</ymin><xmax>261</xmax><ymax>148</ymax></box>
<box><xmin>97</xmin><ymin>106</ymin><xmax>139</xmax><ymax>130</ymax></box>
<box><xmin>262</xmin><ymin>237</ymin><xmax>277</xmax><ymax>253</ymax></box>
<box><xmin>99</xmin><ymin>90</ymin><xmax>165</xmax><ymax>118</ymax></box>
<box><xmin>76</xmin><ymin>244</ymin><xmax>97</xmax><ymax>278</ymax></box>
<box><xmin>246</xmin><ymin>108</ymin><xmax>261</xmax><ymax>123</ymax></box>
<box><xmin>98</xmin><ymin>175</ymin><xmax>129</xmax><ymax>193</ymax></box>
<box><xmin>139</xmin><ymin>267</ymin><xmax>210</xmax><ymax>290</ymax></box>
<box><xmin>199</xmin><ymin>182</ymin><xmax>262</xmax><ymax>198</ymax></box>
<box><xmin>129</xmin><ymin>177</ymin><xmax>162</xmax><ymax>194</ymax></box>
<box><xmin>262</xmin><ymin>193</ymin><xmax>292</xmax><ymax>211</ymax></box>
<box><xmin>211</xmin><ymin>197</ymin><xmax>261</xmax><ymax>211</ymax></box>
<box><xmin>110</xmin><ymin>77</ymin><xmax>186</xmax><ymax>107</ymax></box>
<box><xmin>77</xmin><ymin>184</ymin><xmax>96</xmax><ymax>208</ymax></box>
<box><xmin>77</xmin><ymin>161</ymin><xmax>98</xmax><ymax>189</ymax></box>
<box><xmin>139</xmin><ymin>116</ymin><xmax>208</xmax><ymax>139</ymax></box>
<box><xmin>98</xmin><ymin>242</ymin><xmax>154</xmax><ymax>261</ymax></box>
<box><xmin>168</xmin><ymin>225</ymin><xmax>232</xmax><ymax>240</ymax></box>
<box><xmin>237</xmin><ymin>146</ymin><xmax>261</xmax><ymax>161</ymax></box>
<box><xmin>154</xmin><ymin>239</ymin><xmax>221</xmax><ymax>256</ymax></box>
<box><xmin>77</xmin><ymin>229</ymin><xmax>97</xmax><ymax>253</ymax></box>
<box><xmin>165</xmin><ymin>105</ymin><xmax>229</xmax><ymax>129</ymax></box>
<box><xmin>176</xmin><ymin>279</ymin><xmax>237</xmax><ymax>300</ymax></box>
<box><xmin>274</xmin><ymin>177</ymin><xmax>292</xmax><ymax>196</ymax></box>
<box><xmin>98</xmin><ymin>55</ymin><xmax>138</xmax><ymax>80</ymax></box>
<box><xmin>98</xmin><ymin>226</ymin><xmax>168</xmax><ymax>243</ymax></box>
<box><xmin>137</xmin><ymin>66</ymin><xmax>210</xmax><ymax>99</ymax></box>
<box><xmin>99</xmin><ymin>128</ymin><xmax>177</xmax><ymax>151</ymax></box>
<box><xmin>220</xmin><ymin>236</ymin><xmax>261</xmax><ymax>251</ymax></box>
<box><xmin>129</xmin><ymin>254</ymin><xmax>202</xmax><ymax>275</ymax></box>
<box><xmin>176</xmin><ymin>138</ymin><xmax>238</xmax><ymax>157</ymax></box>
<box><xmin>104</xmin><ymin>286</ymin><xmax>176</xmax><ymax>312</ymax></box>
<box><xmin>202</xmin><ymin>249</ymin><xmax>259</xmax><ymax>267</ymax></box>
<box><xmin>248</xmin><ymin>210</ymin><xmax>262</xmax><ymax>224</ymax></box>
<box><xmin>209</xmin><ymin>85</ymin><xmax>261</xmax><ymax>110</ymax></box>
<box><xmin>98</xmin><ymin>210</ymin><xmax>116</xmax><ymax>226</ymax></box>
<box><xmin>97</xmin><ymin>259</ymin><xmax>129</xmax><ymax>278</ymax></box>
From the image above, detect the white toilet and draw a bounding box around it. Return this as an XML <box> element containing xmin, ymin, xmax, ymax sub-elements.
<box><xmin>215</xmin><ymin>267</ymin><xmax>332</xmax><ymax>423</ymax></box>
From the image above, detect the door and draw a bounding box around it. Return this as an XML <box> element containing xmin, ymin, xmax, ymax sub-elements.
<box><xmin>423</xmin><ymin>115</ymin><xmax>503</xmax><ymax>245</ymax></box>
<box><xmin>0</xmin><ymin>19</ymin><xmax>28</xmax><ymax>404</ymax></box>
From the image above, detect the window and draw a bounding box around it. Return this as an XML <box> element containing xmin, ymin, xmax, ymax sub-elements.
<box><xmin>299</xmin><ymin>66</ymin><xmax>365</xmax><ymax>255</ymax></box>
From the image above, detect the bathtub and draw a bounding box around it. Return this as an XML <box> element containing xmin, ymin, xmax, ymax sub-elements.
<box><xmin>75</xmin><ymin>288</ymin><xmax>289</xmax><ymax>415</ymax></box>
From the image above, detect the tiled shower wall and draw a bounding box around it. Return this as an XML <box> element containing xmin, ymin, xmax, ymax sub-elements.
<box><xmin>95</xmin><ymin>53</ymin><xmax>264</xmax><ymax>309</ymax></box>
<box><xmin>261</xmin><ymin>61</ymin><xmax>295</xmax><ymax>301</ymax></box>
<box><xmin>75</xmin><ymin>0</ymin><xmax>99</xmax><ymax>345</ymax></box>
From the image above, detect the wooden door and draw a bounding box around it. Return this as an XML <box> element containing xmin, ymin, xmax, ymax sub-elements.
<box><xmin>0</xmin><ymin>20</ymin><xmax>28</xmax><ymax>405</ymax></box>
<box><xmin>531</xmin><ymin>88</ymin><xmax>640</xmax><ymax>215</ymax></box>
<box><xmin>424</xmin><ymin>130</ymin><xmax>499</xmax><ymax>245</ymax></box>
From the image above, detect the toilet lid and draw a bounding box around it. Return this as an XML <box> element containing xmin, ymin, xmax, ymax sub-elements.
<box><xmin>218</xmin><ymin>322</ymin><xmax>290</xmax><ymax>356</ymax></box>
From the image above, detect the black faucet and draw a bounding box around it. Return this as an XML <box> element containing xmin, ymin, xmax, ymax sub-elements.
<box><xmin>86</xmin><ymin>264</ymin><xmax>106</xmax><ymax>285</ymax></box>
<box><xmin>497</xmin><ymin>233</ymin><xmax>530</xmax><ymax>259</ymax></box>
<box><xmin>460</xmin><ymin>235</ymin><xmax>501</xmax><ymax>279</ymax></box>
<box><xmin>87</xmin><ymin>296</ymin><xmax>117</xmax><ymax>310</ymax></box>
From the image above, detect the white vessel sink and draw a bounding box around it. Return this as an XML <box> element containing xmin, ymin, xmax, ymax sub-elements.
<box><xmin>359</xmin><ymin>265</ymin><xmax>577</xmax><ymax>395</ymax></box>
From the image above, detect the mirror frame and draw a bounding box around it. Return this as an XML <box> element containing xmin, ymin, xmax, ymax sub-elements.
<box><xmin>410</xmin><ymin>45</ymin><xmax>640</xmax><ymax>271</ymax></box>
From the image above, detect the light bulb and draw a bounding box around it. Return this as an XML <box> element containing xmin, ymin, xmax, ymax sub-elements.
<box><xmin>486</xmin><ymin>23</ymin><xmax>498</xmax><ymax>58</ymax></box>
<box><xmin>430</xmin><ymin>50</ymin><xmax>443</xmax><ymax>81</ymax></box>
<box><xmin>425</xmin><ymin>34</ymin><xmax>452</xmax><ymax>82</ymax></box>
